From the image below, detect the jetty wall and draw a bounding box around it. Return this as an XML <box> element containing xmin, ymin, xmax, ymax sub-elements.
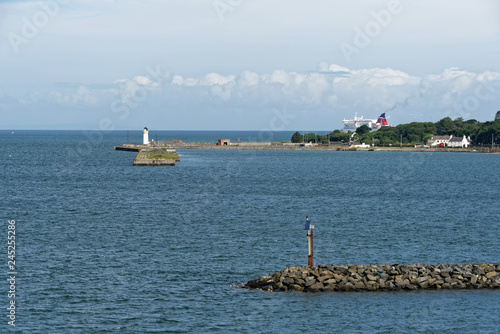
<box><xmin>244</xmin><ymin>263</ymin><xmax>500</xmax><ymax>292</ymax></box>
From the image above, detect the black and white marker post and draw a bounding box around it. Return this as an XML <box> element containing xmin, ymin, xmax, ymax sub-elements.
<box><xmin>304</xmin><ymin>216</ymin><xmax>314</xmax><ymax>267</ymax></box>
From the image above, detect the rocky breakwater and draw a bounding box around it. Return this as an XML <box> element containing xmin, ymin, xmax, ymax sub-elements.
<box><xmin>133</xmin><ymin>148</ymin><xmax>180</xmax><ymax>166</ymax></box>
<box><xmin>243</xmin><ymin>263</ymin><xmax>500</xmax><ymax>292</ymax></box>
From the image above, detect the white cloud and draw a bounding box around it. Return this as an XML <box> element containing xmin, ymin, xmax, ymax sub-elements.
<box><xmin>238</xmin><ymin>71</ymin><xmax>260</xmax><ymax>87</ymax></box>
<box><xmin>319</xmin><ymin>62</ymin><xmax>350</xmax><ymax>73</ymax></box>
<box><xmin>202</xmin><ymin>73</ymin><xmax>235</xmax><ymax>86</ymax></box>
<box><xmin>4</xmin><ymin>64</ymin><xmax>500</xmax><ymax>129</ymax></box>
<box><xmin>133</xmin><ymin>76</ymin><xmax>159</xmax><ymax>87</ymax></box>
<box><xmin>346</xmin><ymin>68</ymin><xmax>420</xmax><ymax>86</ymax></box>
<box><xmin>171</xmin><ymin>75</ymin><xmax>184</xmax><ymax>86</ymax></box>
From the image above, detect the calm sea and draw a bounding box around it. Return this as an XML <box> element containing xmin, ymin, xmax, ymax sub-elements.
<box><xmin>1</xmin><ymin>130</ymin><xmax>499</xmax><ymax>333</ymax></box>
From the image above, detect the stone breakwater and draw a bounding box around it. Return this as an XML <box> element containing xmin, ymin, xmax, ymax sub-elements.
<box><xmin>243</xmin><ymin>263</ymin><xmax>500</xmax><ymax>292</ymax></box>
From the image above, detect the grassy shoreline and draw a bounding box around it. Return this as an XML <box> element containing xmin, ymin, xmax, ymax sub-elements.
<box><xmin>172</xmin><ymin>142</ymin><xmax>499</xmax><ymax>154</ymax></box>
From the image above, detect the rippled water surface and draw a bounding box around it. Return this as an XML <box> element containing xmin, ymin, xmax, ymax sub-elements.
<box><xmin>1</xmin><ymin>130</ymin><xmax>499</xmax><ymax>333</ymax></box>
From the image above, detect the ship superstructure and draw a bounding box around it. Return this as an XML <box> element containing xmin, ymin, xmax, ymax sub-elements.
<box><xmin>342</xmin><ymin>113</ymin><xmax>389</xmax><ymax>133</ymax></box>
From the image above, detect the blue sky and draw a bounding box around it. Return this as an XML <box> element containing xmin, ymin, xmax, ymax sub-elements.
<box><xmin>1</xmin><ymin>0</ymin><xmax>500</xmax><ymax>130</ymax></box>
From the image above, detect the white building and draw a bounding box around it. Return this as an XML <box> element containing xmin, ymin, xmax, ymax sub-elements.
<box><xmin>427</xmin><ymin>135</ymin><xmax>471</xmax><ymax>148</ymax></box>
<box><xmin>448</xmin><ymin>135</ymin><xmax>471</xmax><ymax>148</ymax></box>
<box><xmin>143</xmin><ymin>127</ymin><xmax>149</xmax><ymax>145</ymax></box>
<box><xmin>427</xmin><ymin>135</ymin><xmax>451</xmax><ymax>146</ymax></box>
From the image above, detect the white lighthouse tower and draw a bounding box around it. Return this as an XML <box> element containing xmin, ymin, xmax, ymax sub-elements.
<box><xmin>143</xmin><ymin>127</ymin><xmax>149</xmax><ymax>145</ymax></box>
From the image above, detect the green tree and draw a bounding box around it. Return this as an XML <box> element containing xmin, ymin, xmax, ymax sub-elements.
<box><xmin>356</xmin><ymin>124</ymin><xmax>371</xmax><ymax>136</ymax></box>
<box><xmin>373</xmin><ymin>126</ymin><xmax>399</xmax><ymax>145</ymax></box>
<box><xmin>304</xmin><ymin>133</ymin><xmax>317</xmax><ymax>143</ymax></box>
<box><xmin>472</xmin><ymin>121</ymin><xmax>500</xmax><ymax>145</ymax></box>
<box><xmin>495</xmin><ymin>111</ymin><xmax>500</xmax><ymax>121</ymax></box>
<box><xmin>291</xmin><ymin>131</ymin><xmax>303</xmax><ymax>143</ymax></box>
<box><xmin>436</xmin><ymin>117</ymin><xmax>456</xmax><ymax>135</ymax></box>
<box><xmin>359</xmin><ymin>132</ymin><xmax>373</xmax><ymax>145</ymax></box>
<box><xmin>328</xmin><ymin>130</ymin><xmax>350</xmax><ymax>142</ymax></box>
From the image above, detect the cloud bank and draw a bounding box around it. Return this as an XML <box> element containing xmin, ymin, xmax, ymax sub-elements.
<box><xmin>2</xmin><ymin>64</ymin><xmax>500</xmax><ymax>130</ymax></box>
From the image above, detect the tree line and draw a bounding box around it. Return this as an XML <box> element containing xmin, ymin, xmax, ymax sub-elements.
<box><xmin>291</xmin><ymin>112</ymin><xmax>500</xmax><ymax>146</ymax></box>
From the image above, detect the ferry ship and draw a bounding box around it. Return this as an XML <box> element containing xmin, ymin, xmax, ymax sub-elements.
<box><xmin>342</xmin><ymin>113</ymin><xmax>389</xmax><ymax>133</ymax></box>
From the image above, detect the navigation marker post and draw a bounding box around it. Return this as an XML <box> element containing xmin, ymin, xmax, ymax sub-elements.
<box><xmin>305</xmin><ymin>216</ymin><xmax>314</xmax><ymax>267</ymax></box>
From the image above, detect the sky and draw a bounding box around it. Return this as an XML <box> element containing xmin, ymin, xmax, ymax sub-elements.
<box><xmin>1</xmin><ymin>0</ymin><xmax>500</xmax><ymax>130</ymax></box>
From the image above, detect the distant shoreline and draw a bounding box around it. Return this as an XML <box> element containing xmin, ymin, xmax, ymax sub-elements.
<box><xmin>117</xmin><ymin>141</ymin><xmax>500</xmax><ymax>154</ymax></box>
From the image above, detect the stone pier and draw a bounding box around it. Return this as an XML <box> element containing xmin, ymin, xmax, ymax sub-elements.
<box><xmin>243</xmin><ymin>263</ymin><xmax>500</xmax><ymax>292</ymax></box>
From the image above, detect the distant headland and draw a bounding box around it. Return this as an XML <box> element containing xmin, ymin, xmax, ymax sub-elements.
<box><xmin>114</xmin><ymin>114</ymin><xmax>500</xmax><ymax>164</ymax></box>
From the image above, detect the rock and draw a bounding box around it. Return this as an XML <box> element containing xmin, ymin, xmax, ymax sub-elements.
<box><xmin>289</xmin><ymin>284</ymin><xmax>304</xmax><ymax>291</ymax></box>
<box><xmin>485</xmin><ymin>271</ymin><xmax>497</xmax><ymax>279</ymax></box>
<box><xmin>323</xmin><ymin>278</ymin><xmax>336</xmax><ymax>285</ymax></box>
<box><xmin>416</xmin><ymin>276</ymin><xmax>428</xmax><ymax>283</ymax></box>
<box><xmin>320</xmin><ymin>270</ymin><xmax>334</xmax><ymax>278</ymax></box>
<box><xmin>395</xmin><ymin>278</ymin><xmax>405</xmax><ymax>288</ymax></box>
<box><xmin>310</xmin><ymin>269</ymin><xmax>321</xmax><ymax>278</ymax></box>
<box><xmin>318</xmin><ymin>275</ymin><xmax>331</xmax><ymax>282</ymax></box>
<box><xmin>244</xmin><ymin>279</ymin><xmax>261</xmax><ymax>289</ymax></box>
<box><xmin>384</xmin><ymin>281</ymin><xmax>394</xmax><ymax>290</ymax></box>
<box><xmin>348</xmin><ymin>277</ymin><xmax>359</xmax><ymax>285</ymax></box>
<box><xmin>406</xmin><ymin>283</ymin><xmax>418</xmax><ymax>290</ymax></box>
<box><xmin>333</xmin><ymin>274</ymin><xmax>344</xmax><ymax>282</ymax></box>
<box><xmin>308</xmin><ymin>282</ymin><xmax>324</xmax><ymax>291</ymax></box>
<box><xmin>473</xmin><ymin>267</ymin><xmax>485</xmax><ymax>275</ymax></box>
<box><xmin>304</xmin><ymin>276</ymin><xmax>316</xmax><ymax>287</ymax></box>
<box><xmin>282</xmin><ymin>277</ymin><xmax>295</xmax><ymax>286</ymax></box>
<box><xmin>354</xmin><ymin>282</ymin><xmax>366</xmax><ymax>290</ymax></box>
<box><xmin>296</xmin><ymin>278</ymin><xmax>306</xmax><ymax>286</ymax></box>
<box><xmin>441</xmin><ymin>267</ymin><xmax>453</xmax><ymax>274</ymax></box>
<box><xmin>338</xmin><ymin>282</ymin><xmax>355</xmax><ymax>291</ymax></box>
<box><xmin>418</xmin><ymin>281</ymin><xmax>429</xmax><ymax>289</ymax></box>
<box><xmin>408</xmin><ymin>272</ymin><xmax>418</xmax><ymax>279</ymax></box>
<box><xmin>367</xmin><ymin>274</ymin><xmax>377</xmax><ymax>281</ymax></box>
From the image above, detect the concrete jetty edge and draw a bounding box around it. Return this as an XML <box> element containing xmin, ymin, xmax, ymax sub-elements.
<box><xmin>243</xmin><ymin>263</ymin><xmax>500</xmax><ymax>292</ymax></box>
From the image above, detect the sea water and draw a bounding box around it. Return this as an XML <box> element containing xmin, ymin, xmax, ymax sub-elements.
<box><xmin>1</xmin><ymin>130</ymin><xmax>499</xmax><ymax>333</ymax></box>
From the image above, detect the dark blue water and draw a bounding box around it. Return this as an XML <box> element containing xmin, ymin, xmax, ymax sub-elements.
<box><xmin>1</xmin><ymin>130</ymin><xmax>499</xmax><ymax>333</ymax></box>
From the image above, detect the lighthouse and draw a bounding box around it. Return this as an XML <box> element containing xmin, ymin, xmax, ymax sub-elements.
<box><xmin>143</xmin><ymin>127</ymin><xmax>149</xmax><ymax>145</ymax></box>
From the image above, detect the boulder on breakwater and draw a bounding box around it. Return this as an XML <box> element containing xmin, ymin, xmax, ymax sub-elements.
<box><xmin>243</xmin><ymin>263</ymin><xmax>500</xmax><ymax>292</ymax></box>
